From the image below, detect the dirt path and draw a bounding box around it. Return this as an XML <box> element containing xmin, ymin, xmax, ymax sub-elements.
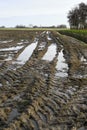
<box><xmin>0</xmin><ymin>30</ymin><xmax>87</xmax><ymax>130</ymax></box>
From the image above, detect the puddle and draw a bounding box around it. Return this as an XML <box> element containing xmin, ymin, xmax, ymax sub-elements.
<box><xmin>13</xmin><ymin>40</ymin><xmax>38</xmax><ymax>65</ymax></box>
<box><xmin>73</xmin><ymin>74</ymin><xmax>87</xmax><ymax>79</ymax></box>
<box><xmin>46</xmin><ymin>31</ymin><xmax>52</xmax><ymax>40</ymax></box>
<box><xmin>47</xmin><ymin>36</ymin><xmax>52</xmax><ymax>41</ymax></box>
<box><xmin>0</xmin><ymin>40</ymin><xmax>13</xmax><ymax>44</ymax></box>
<box><xmin>0</xmin><ymin>46</ymin><xmax>23</xmax><ymax>51</ymax></box>
<box><xmin>81</xmin><ymin>56</ymin><xmax>87</xmax><ymax>64</ymax></box>
<box><xmin>0</xmin><ymin>53</ymin><xmax>14</xmax><ymax>62</ymax></box>
<box><xmin>46</xmin><ymin>31</ymin><xmax>49</xmax><ymax>34</ymax></box>
<box><xmin>40</xmin><ymin>31</ymin><xmax>46</xmax><ymax>36</ymax></box>
<box><xmin>81</xmin><ymin>56</ymin><xmax>86</xmax><ymax>62</ymax></box>
<box><xmin>72</xmin><ymin>55</ymin><xmax>87</xmax><ymax>79</ymax></box>
<box><xmin>42</xmin><ymin>44</ymin><xmax>57</xmax><ymax>61</ymax></box>
<box><xmin>0</xmin><ymin>83</ymin><xmax>2</xmax><ymax>87</ymax></box>
<box><xmin>38</xmin><ymin>42</ymin><xmax>46</xmax><ymax>51</ymax></box>
<box><xmin>55</xmin><ymin>49</ymin><xmax>68</xmax><ymax>77</ymax></box>
<box><xmin>5</xmin><ymin>56</ymin><xmax>12</xmax><ymax>61</ymax></box>
<box><xmin>1</xmin><ymin>53</ymin><xmax>14</xmax><ymax>62</ymax></box>
<box><xmin>17</xmin><ymin>42</ymin><xmax>23</xmax><ymax>45</ymax></box>
<box><xmin>17</xmin><ymin>40</ymin><xmax>29</xmax><ymax>45</ymax></box>
<box><xmin>5</xmin><ymin>54</ymin><xmax>13</xmax><ymax>61</ymax></box>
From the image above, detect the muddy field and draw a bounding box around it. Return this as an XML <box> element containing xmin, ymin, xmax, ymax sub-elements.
<box><xmin>0</xmin><ymin>30</ymin><xmax>87</xmax><ymax>130</ymax></box>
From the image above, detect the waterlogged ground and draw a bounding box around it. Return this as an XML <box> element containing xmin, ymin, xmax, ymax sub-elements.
<box><xmin>0</xmin><ymin>30</ymin><xmax>87</xmax><ymax>130</ymax></box>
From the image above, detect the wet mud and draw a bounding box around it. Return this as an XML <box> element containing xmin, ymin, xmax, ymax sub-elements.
<box><xmin>0</xmin><ymin>30</ymin><xmax>87</xmax><ymax>130</ymax></box>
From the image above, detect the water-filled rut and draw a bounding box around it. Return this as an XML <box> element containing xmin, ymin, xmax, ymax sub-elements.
<box><xmin>14</xmin><ymin>39</ymin><xmax>38</xmax><ymax>65</ymax></box>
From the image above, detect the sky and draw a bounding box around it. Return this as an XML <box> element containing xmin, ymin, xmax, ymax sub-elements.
<box><xmin>0</xmin><ymin>0</ymin><xmax>87</xmax><ymax>27</ymax></box>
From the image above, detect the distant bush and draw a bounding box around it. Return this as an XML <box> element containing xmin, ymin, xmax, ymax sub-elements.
<box><xmin>15</xmin><ymin>25</ymin><xmax>26</xmax><ymax>28</ymax></box>
<box><xmin>0</xmin><ymin>26</ymin><xmax>5</xmax><ymax>28</ymax></box>
<box><xmin>33</xmin><ymin>26</ymin><xmax>38</xmax><ymax>28</ymax></box>
<box><xmin>57</xmin><ymin>25</ymin><xmax>67</xmax><ymax>28</ymax></box>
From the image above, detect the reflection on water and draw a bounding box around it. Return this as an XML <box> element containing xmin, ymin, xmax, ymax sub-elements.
<box><xmin>38</xmin><ymin>42</ymin><xmax>46</xmax><ymax>51</ymax></box>
<box><xmin>0</xmin><ymin>46</ymin><xmax>23</xmax><ymax>51</ymax></box>
<box><xmin>14</xmin><ymin>40</ymin><xmax>38</xmax><ymax>65</ymax></box>
<box><xmin>0</xmin><ymin>83</ymin><xmax>2</xmax><ymax>87</ymax></box>
<box><xmin>46</xmin><ymin>31</ymin><xmax>52</xmax><ymax>40</ymax></box>
<box><xmin>47</xmin><ymin>36</ymin><xmax>52</xmax><ymax>41</ymax></box>
<box><xmin>17</xmin><ymin>42</ymin><xmax>23</xmax><ymax>45</ymax></box>
<box><xmin>42</xmin><ymin>44</ymin><xmax>57</xmax><ymax>61</ymax></box>
<box><xmin>5</xmin><ymin>55</ymin><xmax>12</xmax><ymax>61</ymax></box>
<box><xmin>0</xmin><ymin>40</ymin><xmax>13</xmax><ymax>44</ymax></box>
<box><xmin>81</xmin><ymin>55</ymin><xmax>87</xmax><ymax>64</ymax></box>
<box><xmin>55</xmin><ymin>49</ymin><xmax>68</xmax><ymax>77</ymax></box>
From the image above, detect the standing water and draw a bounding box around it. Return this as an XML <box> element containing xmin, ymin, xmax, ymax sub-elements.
<box><xmin>42</xmin><ymin>44</ymin><xmax>57</xmax><ymax>61</ymax></box>
<box><xmin>14</xmin><ymin>40</ymin><xmax>38</xmax><ymax>65</ymax></box>
<box><xmin>0</xmin><ymin>46</ymin><xmax>23</xmax><ymax>51</ymax></box>
<box><xmin>46</xmin><ymin>31</ymin><xmax>52</xmax><ymax>41</ymax></box>
<box><xmin>55</xmin><ymin>49</ymin><xmax>68</xmax><ymax>77</ymax></box>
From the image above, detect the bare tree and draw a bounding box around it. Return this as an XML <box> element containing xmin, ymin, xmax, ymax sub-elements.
<box><xmin>67</xmin><ymin>8</ymin><xmax>79</xmax><ymax>29</ymax></box>
<box><xmin>79</xmin><ymin>2</ymin><xmax>87</xmax><ymax>29</ymax></box>
<box><xmin>67</xmin><ymin>2</ymin><xmax>87</xmax><ymax>29</ymax></box>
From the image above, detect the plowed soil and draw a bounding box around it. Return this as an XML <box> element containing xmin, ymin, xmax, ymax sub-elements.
<box><xmin>0</xmin><ymin>30</ymin><xmax>87</xmax><ymax>130</ymax></box>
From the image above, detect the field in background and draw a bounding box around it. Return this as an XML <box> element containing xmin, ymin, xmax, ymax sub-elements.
<box><xmin>0</xmin><ymin>27</ymin><xmax>67</xmax><ymax>31</ymax></box>
<box><xmin>58</xmin><ymin>29</ymin><xmax>87</xmax><ymax>43</ymax></box>
<box><xmin>0</xmin><ymin>28</ymin><xmax>87</xmax><ymax>43</ymax></box>
<box><xmin>1</xmin><ymin>28</ymin><xmax>87</xmax><ymax>43</ymax></box>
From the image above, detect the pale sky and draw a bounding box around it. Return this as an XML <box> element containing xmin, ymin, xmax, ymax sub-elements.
<box><xmin>0</xmin><ymin>0</ymin><xmax>87</xmax><ymax>27</ymax></box>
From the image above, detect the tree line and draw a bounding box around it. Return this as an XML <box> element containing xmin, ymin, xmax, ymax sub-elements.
<box><xmin>67</xmin><ymin>2</ymin><xmax>87</xmax><ymax>29</ymax></box>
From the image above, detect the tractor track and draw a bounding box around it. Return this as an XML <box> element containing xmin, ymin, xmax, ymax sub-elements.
<box><xmin>0</xmin><ymin>30</ymin><xmax>87</xmax><ymax>130</ymax></box>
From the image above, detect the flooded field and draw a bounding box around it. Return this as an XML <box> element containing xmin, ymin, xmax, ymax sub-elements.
<box><xmin>0</xmin><ymin>30</ymin><xmax>87</xmax><ymax>130</ymax></box>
